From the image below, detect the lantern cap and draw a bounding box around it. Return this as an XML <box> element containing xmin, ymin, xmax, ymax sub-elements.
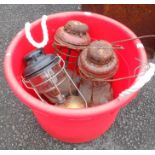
<box><xmin>23</xmin><ymin>49</ymin><xmax>59</xmax><ymax>79</ymax></box>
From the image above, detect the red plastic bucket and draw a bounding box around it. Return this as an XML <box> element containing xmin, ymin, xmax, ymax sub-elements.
<box><xmin>4</xmin><ymin>11</ymin><xmax>147</xmax><ymax>143</ymax></box>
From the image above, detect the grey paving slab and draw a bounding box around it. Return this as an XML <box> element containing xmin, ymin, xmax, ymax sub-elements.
<box><xmin>0</xmin><ymin>4</ymin><xmax>155</xmax><ymax>150</ymax></box>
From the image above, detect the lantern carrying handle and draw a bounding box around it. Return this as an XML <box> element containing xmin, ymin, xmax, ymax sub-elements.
<box><xmin>25</xmin><ymin>15</ymin><xmax>49</xmax><ymax>48</ymax></box>
<box><xmin>119</xmin><ymin>63</ymin><xmax>155</xmax><ymax>99</ymax></box>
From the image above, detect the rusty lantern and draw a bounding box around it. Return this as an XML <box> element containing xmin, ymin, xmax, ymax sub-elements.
<box><xmin>53</xmin><ymin>20</ymin><xmax>91</xmax><ymax>69</ymax></box>
<box><xmin>78</xmin><ymin>40</ymin><xmax>119</xmax><ymax>107</ymax></box>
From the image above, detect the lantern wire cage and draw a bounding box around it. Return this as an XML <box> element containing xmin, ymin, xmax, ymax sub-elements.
<box><xmin>22</xmin><ymin>55</ymin><xmax>88</xmax><ymax>108</ymax></box>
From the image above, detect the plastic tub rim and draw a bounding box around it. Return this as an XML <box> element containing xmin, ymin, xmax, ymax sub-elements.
<box><xmin>4</xmin><ymin>11</ymin><xmax>147</xmax><ymax>117</ymax></box>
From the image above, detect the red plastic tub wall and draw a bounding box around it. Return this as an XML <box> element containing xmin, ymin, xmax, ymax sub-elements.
<box><xmin>4</xmin><ymin>12</ymin><xmax>147</xmax><ymax>143</ymax></box>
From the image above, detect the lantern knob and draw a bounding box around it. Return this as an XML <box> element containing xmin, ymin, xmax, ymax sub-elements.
<box><xmin>87</xmin><ymin>40</ymin><xmax>113</xmax><ymax>65</ymax></box>
<box><xmin>24</xmin><ymin>49</ymin><xmax>43</xmax><ymax>64</ymax></box>
<box><xmin>64</xmin><ymin>20</ymin><xmax>88</xmax><ymax>34</ymax></box>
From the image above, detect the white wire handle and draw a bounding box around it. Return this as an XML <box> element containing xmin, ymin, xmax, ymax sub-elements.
<box><xmin>25</xmin><ymin>15</ymin><xmax>48</xmax><ymax>48</ymax></box>
<box><xmin>119</xmin><ymin>63</ymin><xmax>155</xmax><ymax>98</ymax></box>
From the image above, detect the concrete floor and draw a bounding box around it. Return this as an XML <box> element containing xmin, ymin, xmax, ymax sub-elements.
<box><xmin>0</xmin><ymin>5</ymin><xmax>155</xmax><ymax>150</ymax></box>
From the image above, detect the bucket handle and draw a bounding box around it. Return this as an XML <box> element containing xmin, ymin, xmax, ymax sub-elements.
<box><xmin>25</xmin><ymin>15</ymin><xmax>48</xmax><ymax>48</ymax></box>
<box><xmin>119</xmin><ymin>63</ymin><xmax>155</xmax><ymax>98</ymax></box>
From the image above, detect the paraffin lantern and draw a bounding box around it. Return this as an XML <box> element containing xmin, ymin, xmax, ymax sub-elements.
<box><xmin>78</xmin><ymin>40</ymin><xmax>119</xmax><ymax>106</ymax></box>
<box><xmin>53</xmin><ymin>20</ymin><xmax>91</xmax><ymax>69</ymax></box>
<box><xmin>22</xmin><ymin>49</ymin><xmax>87</xmax><ymax>108</ymax></box>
